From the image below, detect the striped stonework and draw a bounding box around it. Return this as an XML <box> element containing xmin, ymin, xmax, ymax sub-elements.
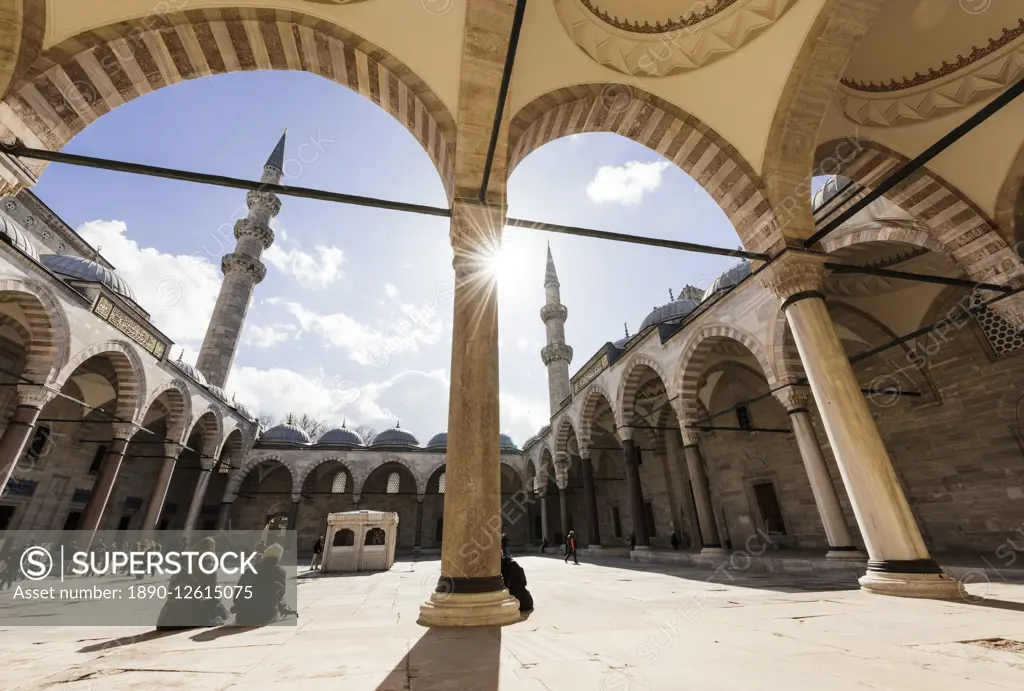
<box><xmin>814</xmin><ymin>139</ymin><xmax>1024</xmax><ymax>288</ymax></box>
<box><xmin>1</xmin><ymin>8</ymin><xmax>456</xmax><ymax>194</ymax></box>
<box><xmin>189</xmin><ymin>407</ymin><xmax>224</xmax><ymax>466</ymax></box>
<box><xmin>54</xmin><ymin>340</ymin><xmax>146</xmax><ymax>422</ymax></box>
<box><xmin>616</xmin><ymin>353</ymin><xmax>670</xmax><ymax>429</ymax></box>
<box><xmin>673</xmin><ymin>324</ymin><xmax>776</xmax><ymax>424</ymax></box>
<box><xmin>0</xmin><ymin>0</ymin><xmax>47</xmax><ymax>101</ymax></box>
<box><xmin>508</xmin><ymin>84</ymin><xmax>780</xmax><ymax>254</ymax></box>
<box><xmin>0</xmin><ymin>276</ymin><xmax>69</xmax><ymax>384</ymax></box>
<box><xmin>140</xmin><ymin>379</ymin><xmax>192</xmax><ymax>446</ymax></box>
<box><xmin>577</xmin><ymin>383</ymin><xmax>617</xmax><ymax>448</ymax></box>
<box><xmin>553</xmin><ymin>416</ymin><xmax>576</xmax><ymax>460</ymax></box>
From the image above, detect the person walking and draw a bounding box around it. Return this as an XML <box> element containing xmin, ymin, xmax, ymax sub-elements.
<box><xmin>310</xmin><ymin>535</ymin><xmax>324</xmax><ymax>571</ymax></box>
<box><xmin>563</xmin><ymin>530</ymin><xmax>578</xmax><ymax>565</ymax></box>
<box><xmin>670</xmin><ymin>531</ymin><xmax>681</xmax><ymax>550</ymax></box>
<box><xmin>629</xmin><ymin>531</ymin><xmax>637</xmax><ymax>552</ymax></box>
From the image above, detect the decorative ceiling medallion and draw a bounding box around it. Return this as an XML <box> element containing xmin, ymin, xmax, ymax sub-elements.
<box><xmin>838</xmin><ymin>34</ymin><xmax>1024</xmax><ymax>127</ymax></box>
<box><xmin>555</xmin><ymin>0</ymin><xmax>796</xmax><ymax>77</ymax></box>
<box><xmin>580</xmin><ymin>0</ymin><xmax>741</xmax><ymax>34</ymax></box>
<box><xmin>842</xmin><ymin>19</ymin><xmax>1024</xmax><ymax>92</ymax></box>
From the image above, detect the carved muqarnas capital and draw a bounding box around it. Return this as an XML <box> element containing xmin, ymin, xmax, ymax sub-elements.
<box><xmin>540</xmin><ymin>304</ymin><xmax>568</xmax><ymax>324</ymax></box>
<box><xmin>234</xmin><ymin>218</ymin><xmax>275</xmax><ymax>249</ymax></box>
<box><xmin>16</xmin><ymin>384</ymin><xmax>57</xmax><ymax>408</ymax></box>
<box><xmin>541</xmin><ymin>343</ymin><xmax>574</xmax><ymax>366</ymax></box>
<box><xmin>222</xmin><ymin>253</ymin><xmax>268</xmax><ymax>283</ymax></box>
<box><xmin>246</xmin><ymin>189</ymin><xmax>282</xmax><ymax>218</ymax></box>
<box><xmin>450</xmin><ymin>200</ymin><xmax>504</xmax><ymax>253</ymax></box>
<box><xmin>773</xmin><ymin>385</ymin><xmax>810</xmax><ymax>412</ymax></box>
<box><xmin>759</xmin><ymin>251</ymin><xmax>826</xmax><ymax>301</ymax></box>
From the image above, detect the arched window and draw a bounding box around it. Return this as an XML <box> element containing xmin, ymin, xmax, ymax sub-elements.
<box><xmin>365</xmin><ymin>527</ymin><xmax>386</xmax><ymax>545</ymax></box>
<box><xmin>333</xmin><ymin>528</ymin><xmax>354</xmax><ymax>547</ymax></box>
<box><xmin>438</xmin><ymin>472</ymin><xmax>446</xmax><ymax>494</ymax></box>
<box><xmin>386</xmin><ymin>472</ymin><xmax>400</xmax><ymax>494</ymax></box>
<box><xmin>332</xmin><ymin>472</ymin><xmax>347</xmax><ymax>493</ymax></box>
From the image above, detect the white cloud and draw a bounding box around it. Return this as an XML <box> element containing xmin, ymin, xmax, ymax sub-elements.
<box><xmin>516</xmin><ymin>338</ymin><xmax>529</xmax><ymax>351</ymax></box>
<box><xmin>586</xmin><ymin>160</ymin><xmax>670</xmax><ymax>205</ymax></box>
<box><xmin>242</xmin><ymin>323</ymin><xmax>296</xmax><ymax>348</ymax></box>
<box><xmin>500</xmin><ymin>391</ymin><xmax>550</xmax><ymax>446</ymax></box>
<box><xmin>77</xmin><ymin>220</ymin><xmax>221</xmax><ymax>347</ymax></box>
<box><xmin>263</xmin><ymin>237</ymin><xmax>345</xmax><ymax>290</ymax></box>
<box><xmin>267</xmin><ymin>284</ymin><xmax>443</xmax><ymax>366</ymax></box>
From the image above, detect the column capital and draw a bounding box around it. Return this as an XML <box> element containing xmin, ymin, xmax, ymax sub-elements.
<box><xmin>618</xmin><ymin>426</ymin><xmax>634</xmax><ymax>441</ymax></box>
<box><xmin>578</xmin><ymin>445</ymin><xmax>591</xmax><ymax>459</ymax></box>
<box><xmin>16</xmin><ymin>384</ymin><xmax>57</xmax><ymax>408</ymax></box>
<box><xmin>417</xmin><ymin>494</ymin><xmax>425</xmax><ymax>503</ymax></box>
<box><xmin>111</xmin><ymin>422</ymin><xmax>139</xmax><ymax>441</ymax></box>
<box><xmin>164</xmin><ymin>442</ymin><xmax>184</xmax><ymax>458</ymax></box>
<box><xmin>773</xmin><ymin>384</ymin><xmax>811</xmax><ymax>413</ymax></box>
<box><xmin>759</xmin><ymin>250</ymin><xmax>826</xmax><ymax>302</ymax></box>
<box><xmin>450</xmin><ymin>199</ymin><xmax>504</xmax><ymax>272</ymax></box>
<box><xmin>681</xmin><ymin>428</ymin><xmax>701</xmax><ymax>446</ymax></box>
<box><xmin>291</xmin><ymin>493</ymin><xmax>303</xmax><ymax>504</ymax></box>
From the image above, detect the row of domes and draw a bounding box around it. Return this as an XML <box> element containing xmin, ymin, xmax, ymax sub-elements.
<box><xmin>259</xmin><ymin>422</ymin><xmax>519</xmax><ymax>451</ymax></box>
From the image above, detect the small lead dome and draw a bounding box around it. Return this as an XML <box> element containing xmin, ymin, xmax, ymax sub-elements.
<box><xmin>318</xmin><ymin>424</ymin><xmax>365</xmax><ymax>446</ymax></box>
<box><xmin>261</xmin><ymin>423</ymin><xmax>311</xmax><ymax>445</ymax></box>
<box><xmin>702</xmin><ymin>260</ymin><xmax>752</xmax><ymax>302</ymax></box>
<box><xmin>639</xmin><ymin>298</ymin><xmax>699</xmax><ymax>331</ymax></box>
<box><xmin>426</xmin><ymin>432</ymin><xmax>448</xmax><ymax>449</ymax></box>
<box><xmin>500</xmin><ymin>434</ymin><xmax>518</xmax><ymax>452</ymax></box>
<box><xmin>371</xmin><ymin>425</ymin><xmax>420</xmax><ymax>447</ymax></box>
<box><xmin>41</xmin><ymin>254</ymin><xmax>135</xmax><ymax>300</ymax></box>
<box><xmin>812</xmin><ymin>175</ymin><xmax>853</xmax><ymax>212</ymax></box>
<box><xmin>0</xmin><ymin>213</ymin><xmax>39</xmax><ymax>261</ymax></box>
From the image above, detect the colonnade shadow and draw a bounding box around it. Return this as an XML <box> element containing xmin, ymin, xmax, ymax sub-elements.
<box><xmin>522</xmin><ymin>553</ymin><xmax>863</xmax><ymax>594</ymax></box>
<box><xmin>373</xmin><ymin>625</ymin><xmax>503</xmax><ymax>690</ymax></box>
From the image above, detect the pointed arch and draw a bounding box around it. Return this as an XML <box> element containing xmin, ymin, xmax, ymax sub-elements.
<box><xmin>359</xmin><ymin>456</ymin><xmax>422</xmax><ymax>496</ymax></box>
<box><xmin>995</xmin><ymin>136</ymin><xmax>1024</xmax><ymax>246</ymax></box>
<box><xmin>813</xmin><ymin>138</ymin><xmax>1022</xmax><ymax>287</ymax></box>
<box><xmin>0</xmin><ymin>275</ymin><xmax>70</xmax><ymax>385</ymax></box>
<box><xmin>616</xmin><ymin>353</ymin><xmax>672</xmax><ymax>427</ymax></box>
<box><xmin>187</xmin><ymin>406</ymin><xmax>224</xmax><ymax>466</ymax></box>
<box><xmin>54</xmin><ymin>339</ymin><xmax>146</xmax><ymax>421</ymax></box>
<box><xmin>509</xmin><ymin>83</ymin><xmax>778</xmax><ymax>251</ymax></box>
<box><xmin>138</xmin><ymin>379</ymin><xmax>192</xmax><ymax>445</ymax></box>
<box><xmin>553</xmin><ymin>415</ymin><xmax>578</xmax><ymax>459</ymax></box>
<box><xmin>295</xmin><ymin>456</ymin><xmax>353</xmax><ymax>495</ymax></box>
<box><xmin>2</xmin><ymin>8</ymin><xmax>456</xmax><ymax>195</ymax></box>
<box><xmin>674</xmin><ymin>324</ymin><xmax>776</xmax><ymax>423</ymax></box>
<box><xmin>577</xmin><ymin>383</ymin><xmax>618</xmax><ymax>447</ymax></box>
<box><xmin>227</xmin><ymin>453</ymin><xmax>296</xmax><ymax>497</ymax></box>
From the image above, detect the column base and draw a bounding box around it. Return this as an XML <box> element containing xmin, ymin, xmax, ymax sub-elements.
<box><xmin>413</xmin><ymin>546</ymin><xmax>422</xmax><ymax>555</ymax></box>
<box><xmin>418</xmin><ymin>589</ymin><xmax>522</xmax><ymax>628</ymax></box>
<box><xmin>700</xmin><ymin>546</ymin><xmax>730</xmax><ymax>557</ymax></box>
<box><xmin>632</xmin><ymin>545</ymin><xmax>652</xmax><ymax>551</ymax></box>
<box><xmin>859</xmin><ymin>569</ymin><xmax>961</xmax><ymax>599</ymax></box>
<box><xmin>826</xmin><ymin>547</ymin><xmax>867</xmax><ymax>561</ymax></box>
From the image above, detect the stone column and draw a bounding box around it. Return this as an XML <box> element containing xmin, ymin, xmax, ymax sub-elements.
<box><xmin>774</xmin><ymin>386</ymin><xmax>863</xmax><ymax>560</ymax></box>
<box><xmin>288</xmin><ymin>497</ymin><xmax>300</xmax><ymax>532</ymax></box>
<box><xmin>580</xmin><ymin>449</ymin><xmax>601</xmax><ymax>547</ymax></box>
<box><xmin>761</xmin><ymin>250</ymin><xmax>958</xmax><ymax>597</ymax></box>
<box><xmin>215</xmin><ymin>500</ymin><xmax>233</xmax><ymax>531</ymax></box>
<box><xmin>558</xmin><ymin>488</ymin><xmax>568</xmax><ymax>541</ymax></box>
<box><xmin>525</xmin><ymin>491</ymin><xmax>535</xmax><ymax>543</ymax></box>
<box><xmin>0</xmin><ymin>385</ymin><xmax>56</xmax><ymax>493</ymax></box>
<box><xmin>80</xmin><ymin>423</ymin><xmax>137</xmax><ymax>533</ymax></box>
<box><xmin>418</xmin><ymin>201</ymin><xmax>520</xmax><ymax>627</ymax></box>
<box><xmin>681</xmin><ymin>430</ymin><xmax>727</xmax><ymax>556</ymax></box>
<box><xmin>141</xmin><ymin>442</ymin><xmax>183</xmax><ymax>532</ymax></box>
<box><xmin>182</xmin><ymin>463</ymin><xmax>213</xmax><ymax>533</ymax></box>
<box><xmin>414</xmin><ymin>496</ymin><xmax>424</xmax><ymax>553</ymax></box>
<box><xmin>620</xmin><ymin>429</ymin><xmax>650</xmax><ymax>548</ymax></box>
<box><xmin>539</xmin><ymin>490</ymin><xmax>549</xmax><ymax>544</ymax></box>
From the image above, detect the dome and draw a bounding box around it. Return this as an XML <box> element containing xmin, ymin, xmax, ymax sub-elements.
<box><xmin>318</xmin><ymin>425</ymin><xmax>364</xmax><ymax>446</ymax></box>
<box><xmin>500</xmin><ymin>434</ymin><xmax>518</xmax><ymax>452</ymax></box>
<box><xmin>40</xmin><ymin>254</ymin><xmax>135</xmax><ymax>300</ymax></box>
<box><xmin>702</xmin><ymin>260</ymin><xmax>752</xmax><ymax>302</ymax></box>
<box><xmin>261</xmin><ymin>423</ymin><xmax>311</xmax><ymax>445</ymax></box>
<box><xmin>0</xmin><ymin>214</ymin><xmax>39</xmax><ymax>261</ymax></box>
<box><xmin>371</xmin><ymin>425</ymin><xmax>419</xmax><ymax>448</ymax></box>
<box><xmin>537</xmin><ymin>424</ymin><xmax>551</xmax><ymax>439</ymax></box>
<box><xmin>639</xmin><ymin>298</ymin><xmax>699</xmax><ymax>331</ymax></box>
<box><xmin>522</xmin><ymin>434</ymin><xmax>538</xmax><ymax>449</ymax></box>
<box><xmin>812</xmin><ymin>175</ymin><xmax>853</xmax><ymax>212</ymax></box>
<box><xmin>232</xmin><ymin>400</ymin><xmax>252</xmax><ymax>419</ymax></box>
<box><xmin>170</xmin><ymin>356</ymin><xmax>208</xmax><ymax>388</ymax></box>
<box><xmin>426</xmin><ymin>432</ymin><xmax>448</xmax><ymax>449</ymax></box>
<box><xmin>206</xmin><ymin>385</ymin><xmax>230</xmax><ymax>404</ymax></box>
<box><xmin>613</xmin><ymin>336</ymin><xmax>630</xmax><ymax>348</ymax></box>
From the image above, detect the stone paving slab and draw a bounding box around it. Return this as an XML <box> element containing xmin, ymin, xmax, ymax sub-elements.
<box><xmin>1</xmin><ymin>556</ymin><xmax>1024</xmax><ymax>690</ymax></box>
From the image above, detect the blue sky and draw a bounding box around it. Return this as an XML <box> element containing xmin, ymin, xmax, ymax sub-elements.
<box><xmin>33</xmin><ymin>70</ymin><xmax>820</xmax><ymax>445</ymax></box>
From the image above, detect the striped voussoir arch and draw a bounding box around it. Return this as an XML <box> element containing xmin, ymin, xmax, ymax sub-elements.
<box><xmin>55</xmin><ymin>340</ymin><xmax>146</xmax><ymax>422</ymax></box>
<box><xmin>2</xmin><ymin>7</ymin><xmax>455</xmax><ymax>194</ymax></box>
<box><xmin>140</xmin><ymin>379</ymin><xmax>191</xmax><ymax>445</ymax></box>
<box><xmin>813</xmin><ymin>139</ymin><xmax>1024</xmax><ymax>287</ymax></box>
<box><xmin>674</xmin><ymin>324</ymin><xmax>776</xmax><ymax>424</ymax></box>
<box><xmin>553</xmin><ymin>415</ymin><xmax>577</xmax><ymax>458</ymax></box>
<box><xmin>188</xmin><ymin>407</ymin><xmax>224</xmax><ymax>466</ymax></box>
<box><xmin>0</xmin><ymin>277</ymin><xmax>68</xmax><ymax>385</ymax></box>
<box><xmin>577</xmin><ymin>383</ymin><xmax>617</xmax><ymax>445</ymax></box>
<box><xmin>509</xmin><ymin>84</ymin><xmax>780</xmax><ymax>252</ymax></box>
<box><xmin>616</xmin><ymin>353</ymin><xmax>671</xmax><ymax>427</ymax></box>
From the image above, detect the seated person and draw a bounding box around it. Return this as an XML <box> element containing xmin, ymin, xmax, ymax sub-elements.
<box><xmin>155</xmin><ymin>537</ymin><xmax>229</xmax><ymax>631</ymax></box>
<box><xmin>500</xmin><ymin>555</ymin><xmax>533</xmax><ymax>613</ymax></box>
<box><xmin>232</xmin><ymin>543</ymin><xmax>296</xmax><ymax>626</ymax></box>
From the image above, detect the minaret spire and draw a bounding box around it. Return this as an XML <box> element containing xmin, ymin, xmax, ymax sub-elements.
<box><xmin>540</xmin><ymin>245</ymin><xmax>573</xmax><ymax>415</ymax></box>
<box><xmin>196</xmin><ymin>132</ymin><xmax>284</xmax><ymax>388</ymax></box>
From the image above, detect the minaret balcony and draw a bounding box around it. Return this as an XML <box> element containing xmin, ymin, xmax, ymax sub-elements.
<box><xmin>222</xmin><ymin>253</ymin><xmax>267</xmax><ymax>283</ymax></box>
<box><xmin>541</xmin><ymin>343</ymin><xmax>573</xmax><ymax>365</ymax></box>
<box><xmin>540</xmin><ymin>304</ymin><xmax>568</xmax><ymax>323</ymax></box>
<box><xmin>246</xmin><ymin>189</ymin><xmax>282</xmax><ymax>217</ymax></box>
<box><xmin>234</xmin><ymin>218</ymin><xmax>275</xmax><ymax>248</ymax></box>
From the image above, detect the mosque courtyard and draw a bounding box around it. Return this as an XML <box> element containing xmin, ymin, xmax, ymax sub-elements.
<box><xmin>2</xmin><ymin>555</ymin><xmax>1024</xmax><ymax>690</ymax></box>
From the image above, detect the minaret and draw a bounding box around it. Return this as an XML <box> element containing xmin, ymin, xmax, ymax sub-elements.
<box><xmin>540</xmin><ymin>243</ymin><xmax>573</xmax><ymax>415</ymax></box>
<box><xmin>196</xmin><ymin>130</ymin><xmax>286</xmax><ymax>388</ymax></box>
